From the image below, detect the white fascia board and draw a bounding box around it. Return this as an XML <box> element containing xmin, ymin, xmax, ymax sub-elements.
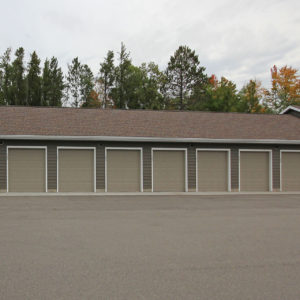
<box><xmin>0</xmin><ymin>135</ymin><xmax>300</xmax><ymax>144</ymax></box>
<box><xmin>280</xmin><ymin>105</ymin><xmax>300</xmax><ymax>114</ymax></box>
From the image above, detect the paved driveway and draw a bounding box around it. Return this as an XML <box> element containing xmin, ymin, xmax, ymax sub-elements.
<box><xmin>0</xmin><ymin>194</ymin><xmax>300</xmax><ymax>300</ymax></box>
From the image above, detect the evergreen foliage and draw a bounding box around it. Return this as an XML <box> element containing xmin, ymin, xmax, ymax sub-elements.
<box><xmin>0</xmin><ymin>45</ymin><xmax>299</xmax><ymax>113</ymax></box>
<box><xmin>99</xmin><ymin>50</ymin><xmax>115</xmax><ymax>108</ymax></box>
<box><xmin>166</xmin><ymin>46</ymin><xmax>207</xmax><ymax>110</ymax></box>
<box><xmin>42</xmin><ymin>57</ymin><xmax>65</xmax><ymax>106</ymax></box>
<box><xmin>111</xmin><ymin>43</ymin><xmax>132</xmax><ymax>108</ymax></box>
<box><xmin>10</xmin><ymin>47</ymin><xmax>26</xmax><ymax>105</ymax></box>
<box><xmin>26</xmin><ymin>51</ymin><xmax>42</xmax><ymax>106</ymax></box>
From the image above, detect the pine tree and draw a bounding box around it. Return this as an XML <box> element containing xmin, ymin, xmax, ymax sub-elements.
<box><xmin>111</xmin><ymin>43</ymin><xmax>132</xmax><ymax>108</ymax></box>
<box><xmin>10</xmin><ymin>47</ymin><xmax>26</xmax><ymax>105</ymax></box>
<box><xmin>166</xmin><ymin>46</ymin><xmax>207</xmax><ymax>110</ymax></box>
<box><xmin>66</xmin><ymin>57</ymin><xmax>81</xmax><ymax>107</ymax></box>
<box><xmin>42</xmin><ymin>57</ymin><xmax>64</xmax><ymax>106</ymax></box>
<box><xmin>99</xmin><ymin>50</ymin><xmax>115</xmax><ymax>108</ymax></box>
<box><xmin>41</xmin><ymin>59</ymin><xmax>51</xmax><ymax>105</ymax></box>
<box><xmin>26</xmin><ymin>51</ymin><xmax>42</xmax><ymax>106</ymax></box>
<box><xmin>80</xmin><ymin>64</ymin><xmax>94</xmax><ymax>107</ymax></box>
<box><xmin>0</xmin><ymin>48</ymin><xmax>12</xmax><ymax>105</ymax></box>
<box><xmin>66</xmin><ymin>58</ymin><xmax>94</xmax><ymax>107</ymax></box>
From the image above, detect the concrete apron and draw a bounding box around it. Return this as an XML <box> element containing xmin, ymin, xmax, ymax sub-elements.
<box><xmin>1</xmin><ymin>192</ymin><xmax>300</xmax><ymax>196</ymax></box>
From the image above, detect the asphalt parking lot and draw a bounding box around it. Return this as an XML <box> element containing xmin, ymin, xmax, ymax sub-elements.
<box><xmin>0</xmin><ymin>194</ymin><xmax>300</xmax><ymax>300</ymax></box>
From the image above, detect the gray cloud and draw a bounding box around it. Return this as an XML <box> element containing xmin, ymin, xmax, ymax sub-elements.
<box><xmin>1</xmin><ymin>0</ymin><xmax>299</xmax><ymax>88</ymax></box>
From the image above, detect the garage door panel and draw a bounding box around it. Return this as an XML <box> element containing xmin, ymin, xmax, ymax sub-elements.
<box><xmin>11</xmin><ymin>177</ymin><xmax>44</xmax><ymax>190</ymax></box>
<box><xmin>59</xmin><ymin>170</ymin><xmax>93</xmax><ymax>181</ymax></box>
<box><xmin>282</xmin><ymin>152</ymin><xmax>300</xmax><ymax>191</ymax></box>
<box><xmin>60</xmin><ymin>166</ymin><xmax>92</xmax><ymax>176</ymax></box>
<box><xmin>153</xmin><ymin>150</ymin><xmax>185</xmax><ymax>192</ymax></box>
<box><xmin>58</xmin><ymin>149</ymin><xmax>94</xmax><ymax>192</ymax></box>
<box><xmin>240</xmin><ymin>151</ymin><xmax>270</xmax><ymax>192</ymax></box>
<box><xmin>58</xmin><ymin>181</ymin><xmax>93</xmax><ymax>192</ymax></box>
<box><xmin>13</xmin><ymin>168</ymin><xmax>45</xmax><ymax>178</ymax></box>
<box><xmin>107</xmin><ymin>150</ymin><xmax>141</xmax><ymax>192</ymax></box>
<box><xmin>197</xmin><ymin>151</ymin><xmax>228</xmax><ymax>192</ymax></box>
<box><xmin>8</xmin><ymin>149</ymin><xmax>46</xmax><ymax>192</ymax></box>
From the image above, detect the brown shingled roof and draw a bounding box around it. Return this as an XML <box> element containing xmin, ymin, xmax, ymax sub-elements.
<box><xmin>0</xmin><ymin>106</ymin><xmax>299</xmax><ymax>141</ymax></box>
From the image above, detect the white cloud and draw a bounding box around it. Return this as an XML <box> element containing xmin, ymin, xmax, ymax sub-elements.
<box><xmin>0</xmin><ymin>0</ymin><xmax>299</xmax><ymax>88</ymax></box>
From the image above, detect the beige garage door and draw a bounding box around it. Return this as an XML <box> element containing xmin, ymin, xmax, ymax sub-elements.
<box><xmin>58</xmin><ymin>149</ymin><xmax>95</xmax><ymax>192</ymax></box>
<box><xmin>106</xmin><ymin>149</ymin><xmax>141</xmax><ymax>192</ymax></box>
<box><xmin>197</xmin><ymin>151</ymin><xmax>229</xmax><ymax>192</ymax></box>
<box><xmin>240</xmin><ymin>151</ymin><xmax>270</xmax><ymax>191</ymax></box>
<box><xmin>8</xmin><ymin>148</ymin><xmax>46</xmax><ymax>192</ymax></box>
<box><xmin>153</xmin><ymin>150</ymin><xmax>186</xmax><ymax>192</ymax></box>
<box><xmin>281</xmin><ymin>152</ymin><xmax>300</xmax><ymax>191</ymax></box>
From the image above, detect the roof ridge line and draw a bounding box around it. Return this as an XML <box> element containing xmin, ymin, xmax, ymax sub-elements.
<box><xmin>0</xmin><ymin>105</ymin><xmax>281</xmax><ymax>116</ymax></box>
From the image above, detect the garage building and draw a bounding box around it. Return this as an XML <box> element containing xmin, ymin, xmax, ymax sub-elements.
<box><xmin>0</xmin><ymin>105</ymin><xmax>299</xmax><ymax>193</ymax></box>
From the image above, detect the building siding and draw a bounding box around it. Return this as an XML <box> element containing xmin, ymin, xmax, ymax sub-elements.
<box><xmin>96</xmin><ymin>144</ymin><xmax>105</xmax><ymax>191</ymax></box>
<box><xmin>286</xmin><ymin>111</ymin><xmax>300</xmax><ymax>118</ymax></box>
<box><xmin>0</xmin><ymin>142</ymin><xmax>6</xmax><ymax>191</ymax></box>
<box><xmin>230</xmin><ymin>146</ymin><xmax>239</xmax><ymax>191</ymax></box>
<box><xmin>0</xmin><ymin>140</ymin><xmax>299</xmax><ymax>193</ymax></box>
<box><xmin>272</xmin><ymin>148</ymin><xmax>280</xmax><ymax>190</ymax></box>
<box><xmin>143</xmin><ymin>146</ymin><xmax>152</xmax><ymax>191</ymax></box>
<box><xmin>47</xmin><ymin>144</ymin><xmax>57</xmax><ymax>191</ymax></box>
<box><xmin>188</xmin><ymin>146</ymin><xmax>196</xmax><ymax>191</ymax></box>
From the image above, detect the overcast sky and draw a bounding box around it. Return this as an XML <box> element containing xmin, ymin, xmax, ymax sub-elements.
<box><xmin>1</xmin><ymin>0</ymin><xmax>299</xmax><ymax>88</ymax></box>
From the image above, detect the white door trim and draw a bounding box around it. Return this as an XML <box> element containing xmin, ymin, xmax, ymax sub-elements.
<box><xmin>57</xmin><ymin>146</ymin><xmax>96</xmax><ymax>193</ymax></box>
<box><xmin>151</xmin><ymin>148</ymin><xmax>188</xmax><ymax>192</ymax></box>
<box><xmin>280</xmin><ymin>150</ymin><xmax>300</xmax><ymax>192</ymax></box>
<box><xmin>239</xmin><ymin>149</ymin><xmax>273</xmax><ymax>192</ymax></box>
<box><xmin>196</xmin><ymin>148</ymin><xmax>231</xmax><ymax>192</ymax></box>
<box><xmin>7</xmin><ymin>146</ymin><xmax>48</xmax><ymax>193</ymax></box>
<box><xmin>105</xmin><ymin>147</ymin><xmax>143</xmax><ymax>192</ymax></box>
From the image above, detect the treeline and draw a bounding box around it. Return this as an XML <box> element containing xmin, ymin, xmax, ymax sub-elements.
<box><xmin>0</xmin><ymin>43</ymin><xmax>299</xmax><ymax>113</ymax></box>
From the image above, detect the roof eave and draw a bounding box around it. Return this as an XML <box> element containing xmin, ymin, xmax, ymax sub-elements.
<box><xmin>280</xmin><ymin>105</ymin><xmax>300</xmax><ymax>114</ymax></box>
<box><xmin>0</xmin><ymin>135</ymin><xmax>300</xmax><ymax>145</ymax></box>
